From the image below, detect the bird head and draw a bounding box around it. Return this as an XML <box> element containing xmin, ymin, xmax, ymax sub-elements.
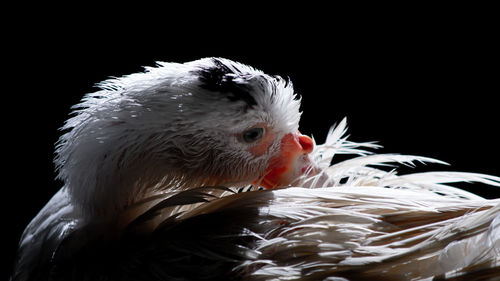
<box><xmin>55</xmin><ymin>58</ymin><xmax>317</xmax><ymax>216</ymax></box>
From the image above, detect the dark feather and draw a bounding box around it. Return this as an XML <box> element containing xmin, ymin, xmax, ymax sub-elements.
<box><xmin>194</xmin><ymin>58</ymin><xmax>257</xmax><ymax>108</ymax></box>
<box><xmin>42</xmin><ymin>191</ymin><xmax>270</xmax><ymax>281</ymax></box>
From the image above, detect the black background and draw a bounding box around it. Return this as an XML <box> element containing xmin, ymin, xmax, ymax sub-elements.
<box><xmin>4</xmin><ymin>5</ymin><xmax>499</xmax><ymax>279</ymax></box>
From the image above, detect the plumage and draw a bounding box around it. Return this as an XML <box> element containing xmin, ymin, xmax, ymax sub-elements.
<box><xmin>11</xmin><ymin>58</ymin><xmax>500</xmax><ymax>281</ymax></box>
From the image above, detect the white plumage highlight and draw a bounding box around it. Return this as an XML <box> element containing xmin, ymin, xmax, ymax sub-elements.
<box><xmin>12</xmin><ymin>58</ymin><xmax>500</xmax><ymax>281</ymax></box>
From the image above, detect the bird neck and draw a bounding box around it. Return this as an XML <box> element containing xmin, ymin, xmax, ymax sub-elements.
<box><xmin>59</xmin><ymin>139</ymin><xmax>174</xmax><ymax>220</ymax></box>
<box><xmin>65</xmin><ymin>152</ymin><xmax>224</xmax><ymax>222</ymax></box>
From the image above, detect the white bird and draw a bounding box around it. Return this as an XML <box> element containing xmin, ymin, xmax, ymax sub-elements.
<box><xmin>11</xmin><ymin>58</ymin><xmax>500</xmax><ymax>281</ymax></box>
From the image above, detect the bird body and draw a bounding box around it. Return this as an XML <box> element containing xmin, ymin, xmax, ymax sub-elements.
<box><xmin>12</xmin><ymin>58</ymin><xmax>500</xmax><ymax>281</ymax></box>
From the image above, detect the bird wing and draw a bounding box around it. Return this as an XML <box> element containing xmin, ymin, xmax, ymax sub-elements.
<box><xmin>234</xmin><ymin>187</ymin><xmax>500</xmax><ymax>280</ymax></box>
<box><xmin>12</xmin><ymin>188</ymin><xmax>81</xmax><ymax>281</ymax></box>
<box><xmin>107</xmin><ymin>185</ymin><xmax>500</xmax><ymax>281</ymax></box>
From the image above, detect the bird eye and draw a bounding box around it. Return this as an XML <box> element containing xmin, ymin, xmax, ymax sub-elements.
<box><xmin>242</xmin><ymin>127</ymin><xmax>264</xmax><ymax>143</ymax></box>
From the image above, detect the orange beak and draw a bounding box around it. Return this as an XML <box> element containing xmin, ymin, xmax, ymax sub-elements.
<box><xmin>255</xmin><ymin>132</ymin><xmax>315</xmax><ymax>189</ymax></box>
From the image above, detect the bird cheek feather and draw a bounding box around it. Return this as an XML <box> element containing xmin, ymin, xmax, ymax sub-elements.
<box><xmin>248</xmin><ymin>130</ymin><xmax>275</xmax><ymax>157</ymax></box>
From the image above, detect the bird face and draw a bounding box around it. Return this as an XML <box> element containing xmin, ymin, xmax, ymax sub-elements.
<box><xmin>215</xmin><ymin>119</ymin><xmax>316</xmax><ymax>189</ymax></box>
<box><xmin>173</xmin><ymin>58</ymin><xmax>317</xmax><ymax>189</ymax></box>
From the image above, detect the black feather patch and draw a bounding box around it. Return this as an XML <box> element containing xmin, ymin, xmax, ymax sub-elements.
<box><xmin>194</xmin><ymin>58</ymin><xmax>257</xmax><ymax>108</ymax></box>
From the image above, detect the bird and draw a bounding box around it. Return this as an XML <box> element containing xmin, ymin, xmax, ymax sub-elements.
<box><xmin>11</xmin><ymin>57</ymin><xmax>500</xmax><ymax>281</ymax></box>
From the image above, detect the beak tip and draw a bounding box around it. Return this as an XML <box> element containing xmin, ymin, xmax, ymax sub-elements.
<box><xmin>298</xmin><ymin>135</ymin><xmax>314</xmax><ymax>154</ymax></box>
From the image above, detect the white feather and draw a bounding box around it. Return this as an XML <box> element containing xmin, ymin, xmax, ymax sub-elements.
<box><xmin>12</xmin><ymin>58</ymin><xmax>500</xmax><ymax>281</ymax></box>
